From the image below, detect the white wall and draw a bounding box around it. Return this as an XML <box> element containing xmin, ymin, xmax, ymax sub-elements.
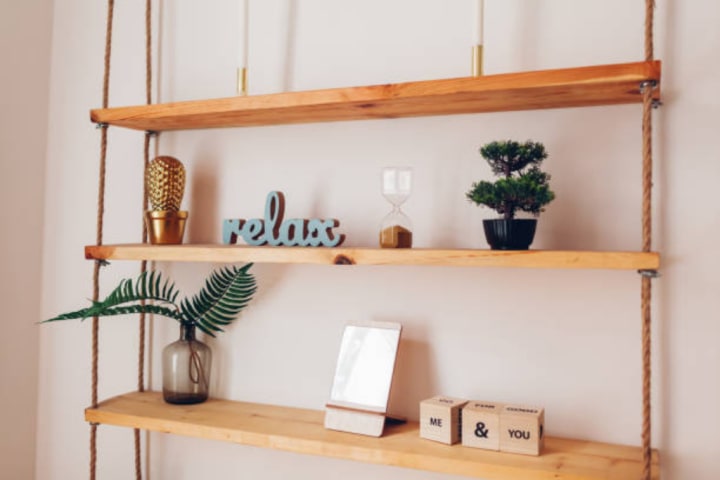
<box><xmin>0</xmin><ymin>1</ymin><xmax>53</xmax><ymax>478</ymax></box>
<box><xmin>37</xmin><ymin>1</ymin><xmax>720</xmax><ymax>479</ymax></box>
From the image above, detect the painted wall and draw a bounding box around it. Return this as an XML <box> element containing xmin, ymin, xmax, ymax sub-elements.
<box><xmin>37</xmin><ymin>0</ymin><xmax>720</xmax><ymax>479</ymax></box>
<box><xmin>0</xmin><ymin>0</ymin><xmax>53</xmax><ymax>478</ymax></box>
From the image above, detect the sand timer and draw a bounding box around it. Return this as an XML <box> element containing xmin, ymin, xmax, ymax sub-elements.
<box><xmin>379</xmin><ymin>167</ymin><xmax>413</xmax><ymax>248</ymax></box>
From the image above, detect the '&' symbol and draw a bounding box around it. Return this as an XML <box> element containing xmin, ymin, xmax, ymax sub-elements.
<box><xmin>474</xmin><ymin>422</ymin><xmax>489</xmax><ymax>438</ymax></box>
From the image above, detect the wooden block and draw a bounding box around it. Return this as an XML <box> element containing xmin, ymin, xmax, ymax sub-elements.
<box><xmin>419</xmin><ymin>396</ymin><xmax>467</xmax><ymax>445</ymax></box>
<box><xmin>461</xmin><ymin>401</ymin><xmax>504</xmax><ymax>451</ymax></box>
<box><xmin>499</xmin><ymin>404</ymin><xmax>545</xmax><ymax>455</ymax></box>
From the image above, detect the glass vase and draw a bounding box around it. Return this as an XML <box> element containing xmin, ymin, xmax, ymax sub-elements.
<box><xmin>162</xmin><ymin>323</ymin><xmax>212</xmax><ymax>405</ymax></box>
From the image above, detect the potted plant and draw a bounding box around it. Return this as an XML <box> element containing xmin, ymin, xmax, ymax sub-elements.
<box><xmin>44</xmin><ymin>264</ymin><xmax>256</xmax><ymax>404</ymax></box>
<box><xmin>466</xmin><ymin>140</ymin><xmax>555</xmax><ymax>250</ymax></box>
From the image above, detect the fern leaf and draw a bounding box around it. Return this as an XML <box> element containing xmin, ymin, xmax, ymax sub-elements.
<box><xmin>43</xmin><ymin>270</ymin><xmax>184</xmax><ymax>323</ymax></box>
<box><xmin>44</xmin><ymin>303</ymin><xmax>184</xmax><ymax>323</ymax></box>
<box><xmin>43</xmin><ymin>266</ymin><xmax>255</xmax><ymax>335</ymax></box>
<box><xmin>96</xmin><ymin>270</ymin><xmax>181</xmax><ymax>312</ymax></box>
<box><xmin>180</xmin><ymin>264</ymin><xmax>256</xmax><ymax>337</ymax></box>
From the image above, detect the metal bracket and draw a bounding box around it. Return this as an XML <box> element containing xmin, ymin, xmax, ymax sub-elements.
<box><xmin>639</xmin><ymin>80</ymin><xmax>658</xmax><ymax>92</ymax></box>
<box><xmin>639</xmin><ymin>80</ymin><xmax>662</xmax><ymax>109</ymax></box>
<box><xmin>94</xmin><ymin>122</ymin><xmax>109</xmax><ymax>130</ymax></box>
<box><xmin>96</xmin><ymin>259</ymin><xmax>111</xmax><ymax>268</ymax></box>
<box><xmin>145</xmin><ymin>130</ymin><xmax>159</xmax><ymax>137</ymax></box>
<box><xmin>638</xmin><ymin>269</ymin><xmax>660</xmax><ymax>278</ymax></box>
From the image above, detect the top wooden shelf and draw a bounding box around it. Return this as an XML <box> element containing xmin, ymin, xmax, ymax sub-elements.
<box><xmin>91</xmin><ymin>61</ymin><xmax>661</xmax><ymax>131</ymax></box>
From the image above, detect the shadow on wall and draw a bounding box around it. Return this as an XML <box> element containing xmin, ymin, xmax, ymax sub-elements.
<box><xmin>188</xmin><ymin>155</ymin><xmax>219</xmax><ymax>243</ymax></box>
<box><xmin>385</xmin><ymin>321</ymin><xmax>437</xmax><ymax>421</ymax></box>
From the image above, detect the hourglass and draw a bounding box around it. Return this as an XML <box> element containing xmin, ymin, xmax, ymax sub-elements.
<box><xmin>379</xmin><ymin>167</ymin><xmax>413</xmax><ymax>248</ymax></box>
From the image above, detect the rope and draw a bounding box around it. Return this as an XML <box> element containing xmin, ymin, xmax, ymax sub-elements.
<box><xmin>134</xmin><ymin>428</ymin><xmax>142</xmax><ymax>479</ymax></box>
<box><xmin>145</xmin><ymin>0</ymin><xmax>152</xmax><ymax>105</ymax></box>
<box><xmin>134</xmin><ymin>1</ymin><xmax>154</xmax><ymax>479</ymax></box>
<box><xmin>645</xmin><ymin>0</ymin><xmax>655</xmax><ymax>62</ymax></box>
<box><xmin>138</xmin><ymin>0</ymin><xmax>153</xmax><ymax>398</ymax></box>
<box><xmin>89</xmin><ymin>425</ymin><xmax>97</xmax><ymax>480</ymax></box>
<box><xmin>641</xmin><ymin>1</ymin><xmax>655</xmax><ymax>479</ymax></box>
<box><xmin>133</xmin><ymin>136</ymin><xmax>151</xmax><ymax>480</ymax></box>
<box><xmin>640</xmin><ymin>84</ymin><xmax>654</xmax><ymax>480</ymax></box>
<box><xmin>91</xmin><ymin>1</ymin><xmax>115</xmax><ymax>479</ymax></box>
<box><xmin>641</xmin><ymin>275</ymin><xmax>652</xmax><ymax>479</ymax></box>
<box><xmin>642</xmin><ymin>85</ymin><xmax>653</xmax><ymax>254</ymax></box>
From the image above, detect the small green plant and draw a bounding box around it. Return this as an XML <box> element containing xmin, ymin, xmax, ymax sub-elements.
<box><xmin>466</xmin><ymin>140</ymin><xmax>555</xmax><ymax>220</ymax></box>
<box><xmin>44</xmin><ymin>264</ymin><xmax>256</xmax><ymax>337</ymax></box>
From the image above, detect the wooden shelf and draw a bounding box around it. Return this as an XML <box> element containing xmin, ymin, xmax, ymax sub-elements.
<box><xmin>85</xmin><ymin>244</ymin><xmax>660</xmax><ymax>270</ymax></box>
<box><xmin>90</xmin><ymin>61</ymin><xmax>661</xmax><ymax>131</ymax></box>
<box><xmin>86</xmin><ymin>392</ymin><xmax>659</xmax><ymax>480</ymax></box>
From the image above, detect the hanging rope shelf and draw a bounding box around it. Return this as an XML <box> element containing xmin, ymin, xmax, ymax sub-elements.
<box><xmin>87</xmin><ymin>1</ymin><xmax>660</xmax><ymax>479</ymax></box>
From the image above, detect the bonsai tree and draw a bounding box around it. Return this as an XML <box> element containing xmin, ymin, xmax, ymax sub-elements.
<box><xmin>466</xmin><ymin>140</ymin><xmax>555</xmax><ymax>220</ymax></box>
<box><xmin>44</xmin><ymin>264</ymin><xmax>256</xmax><ymax>336</ymax></box>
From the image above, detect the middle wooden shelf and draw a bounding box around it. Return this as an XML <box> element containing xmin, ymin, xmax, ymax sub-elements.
<box><xmin>85</xmin><ymin>244</ymin><xmax>659</xmax><ymax>270</ymax></box>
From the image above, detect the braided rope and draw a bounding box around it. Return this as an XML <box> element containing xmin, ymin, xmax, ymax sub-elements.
<box><xmin>641</xmin><ymin>275</ymin><xmax>652</xmax><ymax>479</ymax></box>
<box><xmin>138</xmin><ymin>0</ymin><xmax>153</xmax><ymax>398</ymax></box>
<box><xmin>133</xmin><ymin>427</ymin><xmax>142</xmax><ymax>480</ymax></box>
<box><xmin>645</xmin><ymin>0</ymin><xmax>655</xmax><ymax>62</ymax></box>
<box><xmin>641</xmin><ymin>84</ymin><xmax>654</xmax><ymax>480</ymax></box>
<box><xmin>145</xmin><ymin>0</ymin><xmax>153</xmax><ymax>106</ymax></box>
<box><xmin>641</xmin><ymin>1</ymin><xmax>655</xmax><ymax>479</ymax></box>
<box><xmin>91</xmin><ymin>1</ymin><xmax>115</xmax><ymax>479</ymax></box>
<box><xmin>89</xmin><ymin>424</ymin><xmax>97</xmax><ymax>480</ymax></box>
<box><xmin>134</xmin><ymin>1</ymin><xmax>154</xmax><ymax>479</ymax></box>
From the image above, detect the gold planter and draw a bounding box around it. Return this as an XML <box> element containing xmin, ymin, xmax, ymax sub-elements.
<box><xmin>145</xmin><ymin>210</ymin><xmax>188</xmax><ymax>245</ymax></box>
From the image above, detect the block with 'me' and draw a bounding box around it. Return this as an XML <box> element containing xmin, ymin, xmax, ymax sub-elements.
<box><xmin>461</xmin><ymin>401</ymin><xmax>504</xmax><ymax>451</ymax></box>
<box><xmin>499</xmin><ymin>404</ymin><xmax>545</xmax><ymax>455</ymax></box>
<box><xmin>420</xmin><ymin>396</ymin><xmax>468</xmax><ymax>445</ymax></box>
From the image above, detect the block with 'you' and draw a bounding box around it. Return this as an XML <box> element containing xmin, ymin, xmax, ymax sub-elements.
<box><xmin>499</xmin><ymin>404</ymin><xmax>545</xmax><ymax>455</ymax></box>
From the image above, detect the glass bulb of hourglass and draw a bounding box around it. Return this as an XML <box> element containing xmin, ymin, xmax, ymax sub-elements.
<box><xmin>379</xmin><ymin>167</ymin><xmax>413</xmax><ymax>248</ymax></box>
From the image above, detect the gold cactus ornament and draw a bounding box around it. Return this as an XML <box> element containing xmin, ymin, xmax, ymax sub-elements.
<box><xmin>145</xmin><ymin>156</ymin><xmax>189</xmax><ymax>244</ymax></box>
<box><xmin>147</xmin><ymin>155</ymin><xmax>186</xmax><ymax>211</ymax></box>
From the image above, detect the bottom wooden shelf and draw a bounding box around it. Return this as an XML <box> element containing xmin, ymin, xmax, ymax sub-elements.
<box><xmin>86</xmin><ymin>392</ymin><xmax>659</xmax><ymax>480</ymax></box>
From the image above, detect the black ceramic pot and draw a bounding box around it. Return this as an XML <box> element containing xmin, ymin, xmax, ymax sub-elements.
<box><xmin>483</xmin><ymin>219</ymin><xmax>537</xmax><ymax>250</ymax></box>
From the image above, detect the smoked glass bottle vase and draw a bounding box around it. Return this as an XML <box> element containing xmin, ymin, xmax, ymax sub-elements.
<box><xmin>162</xmin><ymin>323</ymin><xmax>212</xmax><ymax>405</ymax></box>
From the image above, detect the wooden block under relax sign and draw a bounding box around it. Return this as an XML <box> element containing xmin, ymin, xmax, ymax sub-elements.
<box><xmin>419</xmin><ymin>396</ymin><xmax>467</xmax><ymax>445</ymax></box>
<box><xmin>461</xmin><ymin>400</ymin><xmax>504</xmax><ymax>451</ymax></box>
<box><xmin>499</xmin><ymin>404</ymin><xmax>545</xmax><ymax>455</ymax></box>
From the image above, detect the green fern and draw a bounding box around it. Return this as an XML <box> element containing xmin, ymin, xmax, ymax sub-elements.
<box><xmin>181</xmin><ymin>264</ymin><xmax>257</xmax><ymax>336</ymax></box>
<box><xmin>44</xmin><ymin>265</ymin><xmax>256</xmax><ymax>337</ymax></box>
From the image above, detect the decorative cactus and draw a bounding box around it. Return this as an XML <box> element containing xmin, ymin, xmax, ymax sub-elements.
<box><xmin>146</xmin><ymin>156</ymin><xmax>186</xmax><ymax>212</ymax></box>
